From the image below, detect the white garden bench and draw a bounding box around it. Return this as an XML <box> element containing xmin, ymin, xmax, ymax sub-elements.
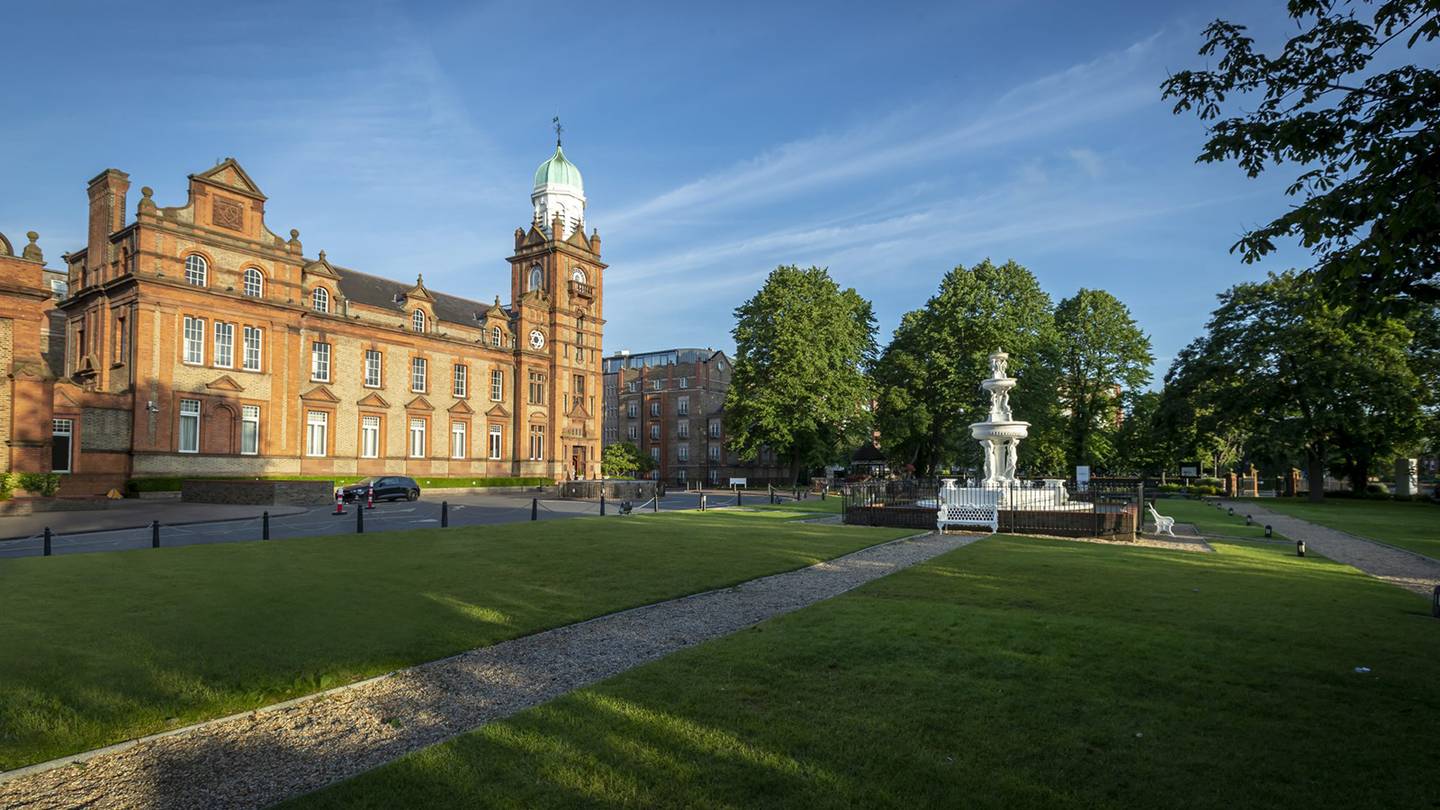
<box><xmin>936</xmin><ymin>485</ymin><xmax>1000</xmax><ymax>534</ymax></box>
<box><xmin>1146</xmin><ymin>502</ymin><xmax>1176</xmax><ymax>537</ymax></box>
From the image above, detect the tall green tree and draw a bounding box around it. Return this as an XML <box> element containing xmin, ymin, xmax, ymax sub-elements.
<box><xmin>601</xmin><ymin>441</ymin><xmax>652</xmax><ymax>478</ymax></box>
<box><xmin>871</xmin><ymin>260</ymin><xmax>1060</xmax><ymax>477</ymax></box>
<box><xmin>724</xmin><ymin>265</ymin><xmax>877</xmax><ymax>483</ymax></box>
<box><xmin>1166</xmin><ymin>271</ymin><xmax>1423</xmax><ymax>500</ymax></box>
<box><xmin>1162</xmin><ymin>0</ymin><xmax>1440</xmax><ymax>310</ymax></box>
<box><xmin>1052</xmin><ymin>289</ymin><xmax>1154</xmax><ymax>472</ymax></box>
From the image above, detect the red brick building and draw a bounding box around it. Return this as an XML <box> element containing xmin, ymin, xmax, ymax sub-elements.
<box><xmin>0</xmin><ymin>144</ymin><xmax>605</xmax><ymax>493</ymax></box>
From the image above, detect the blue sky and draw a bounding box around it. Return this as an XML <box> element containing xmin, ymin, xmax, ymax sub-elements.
<box><xmin>1</xmin><ymin>0</ymin><xmax>1321</xmax><ymax>382</ymax></box>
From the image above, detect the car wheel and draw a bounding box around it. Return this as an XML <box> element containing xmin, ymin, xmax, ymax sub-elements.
<box><xmin>407</xmin><ymin>489</ymin><xmax>420</xmax><ymax>501</ymax></box>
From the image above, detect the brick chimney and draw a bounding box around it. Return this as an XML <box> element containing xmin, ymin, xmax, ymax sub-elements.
<box><xmin>86</xmin><ymin>168</ymin><xmax>130</xmax><ymax>276</ymax></box>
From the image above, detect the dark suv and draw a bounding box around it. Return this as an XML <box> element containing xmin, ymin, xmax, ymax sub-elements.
<box><xmin>341</xmin><ymin>476</ymin><xmax>421</xmax><ymax>503</ymax></box>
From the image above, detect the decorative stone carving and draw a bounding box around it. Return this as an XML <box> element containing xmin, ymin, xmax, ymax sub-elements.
<box><xmin>212</xmin><ymin>197</ymin><xmax>244</xmax><ymax>231</ymax></box>
<box><xmin>968</xmin><ymin>351</ymin><xmax>1030</xmax><ymax>490</ymax></box>
<box><xmin>22</xmin><ymin>231</ymin><xmax>43</xmax><ymax>262</ymax></box>
<box><xmin>138</xmin><ymin>186</ymin><xmax>157</xmax><ymax>214</ymax></box>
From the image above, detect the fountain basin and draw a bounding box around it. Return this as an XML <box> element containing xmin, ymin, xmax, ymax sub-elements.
<box><xmin>969</xmin><ymin>420</ymin><xmax>1030</xmax><ymax>441</ymax></box>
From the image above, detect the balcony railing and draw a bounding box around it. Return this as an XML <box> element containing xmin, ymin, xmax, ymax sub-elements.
<box><xmin>569</xmin><ymin>280</ymin><xmax>595</xmax><ymax>299</ymax></box>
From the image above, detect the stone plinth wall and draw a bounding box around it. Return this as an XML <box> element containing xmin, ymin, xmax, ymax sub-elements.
<box><xmin>181</xmin><ymin>479</ymin><xmax>334</xmax><ymax>506</ymax></box>
<box><xmin>558</xmin><ymin>480</ymin><xmax>658</xmax><ymax>501</ymax></box>
<box><xmin>845</xmin><ymin>505</ymin><xmax>1136</xmax><ymax>540</ymax></box>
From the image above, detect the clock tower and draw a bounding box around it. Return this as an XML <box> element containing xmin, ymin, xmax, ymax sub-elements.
<box><xmin>507</xmin><ymin>134</ymin><xmax>606</xmax><ymax>479</ymax></box>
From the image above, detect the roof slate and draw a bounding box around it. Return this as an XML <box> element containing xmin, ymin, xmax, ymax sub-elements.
<box><xmin>334</xmin><ymin>266</ymin><xmax>498</xmax><ymax>326</ymax></box>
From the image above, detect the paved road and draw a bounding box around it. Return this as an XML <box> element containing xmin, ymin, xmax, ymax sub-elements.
<box><xmin>0</xmin><ymin>490</ymin><xmax>810</xmax><ymax>559</ymax></box>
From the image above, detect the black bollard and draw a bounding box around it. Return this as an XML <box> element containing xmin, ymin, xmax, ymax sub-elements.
<box><xmin>1264</xmin><ymin>524</ymin><xmax>1272</xmax><ymax>538</ymax></box>
<box><xmin>1296</xmin><ymin>540</ymin><xmax>1306</xmax><ymax>557</ymax></box>
<box><xmin>1432</xmin><ymin>585</ymin><xmax>1439</xmax><ymax>618</ymax></box>
<box><xmin>653</xmin><ymin>493</ymin><xmax>659</xmax><ymax>513</ymax></box>
<box><xmin>441</xmin><ymin>500</ymin><xmax>449</xmax><ymax>528</ymax></box>
<box><xmin>357</xmin><ymin>504</ymin><xmax>365</xmax><ymax>534</ymax></box>
<box><xmin>737</xmin><ymin>489</ymin><xmax>742</xmax><ymax>507</ymax></box>
<box><xmin>601</xmin><ymin>492</ymin><xmax>606</xmax><ymax>516</ymax></box>
<box><xmin>152</xmin><ymin>520</ymin><xmax>160</xmax><ymax>549</ymax></box>
<box><xmin>700</xmin><ymin>493</ymin><xmax>706</xmax><ymax>511</ymax></box>
<box><xmin>43</xmin><ymin>527</ymin><xmax>52</xmax><ymax>557</ymax></box>
<box><xmin>769</xmin><ymin>484</ymin><xmax>774</xmax><ymax>504</ymax></box>
<box><xmin>263</xmin><ymin>511</ymin><xmax>270</xmax><ymax>540</ymax></box>
<box><xmin>531</xmin><ymin>497</ymin><xmax>538</xmax><ymax>521</ymax></box>
<box><xmin>822</xmin><ymin>487</ymin><xmax>827</xmax><ymax>500</ymax></box>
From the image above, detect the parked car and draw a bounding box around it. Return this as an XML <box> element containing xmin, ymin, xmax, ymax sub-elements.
<box><xmin>340</xmin><ymin>476</ymin><xmax>421</xmax><ymax>503</ymax></box>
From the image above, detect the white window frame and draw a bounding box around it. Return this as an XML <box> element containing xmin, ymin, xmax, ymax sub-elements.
<box><xmin>311</xmin><ymin>341</ymin><xmax>331</xmax><ymax>382</ymax></box>
<box><xmin>240</xmin><ymin>405</ymin><xmax>260</xmax><ymax>455</ymax></box>
<box><xmin>709</xmin><ymin>445</ymin><xmax>721</xmax><ymax>462</ymax></box>
<box><xmin>179</xmin><ymin>399</ymin><xmax>201</xmax><ymax>453</ymax></box>
<box><xmin>183</xmin><ymin>316</ymin><xmax>204</xmax><ymax>364</ymax></box>
<box><xmin>243</xmin><ymin>326</ymin><xmax>262</xmax><ymax>371</ymax></box>
<box><xmin>453</xmin><ymin>364</ymin><xmax>468</xmax><ymax>398</ymax></box>
<box><xmin>360</xmin><ymin>415</ymin><xmax>380</xmax><ymax>459</ymax></box>
<box><xmin>650</xmin><ymin>424</ymin><xmax>660</xmax><ymax>441</ymax></box>
<box><xmin>242</xmin><ymin>268</ymin><xmax>263</xmax><ymax>297</ymax></box>
<box><xmin>627</xmin><ymin>425</ymin><xmax>638</xmax><ymax>440</ymax></box>
<box><xmin>528</xmin><ymin>265</ymin><xmax>543</xmax><ymax>290</ymax></box>
<box><xmin>213</xmin><ymin>322</ymin><xmax>234</xmax><ymax>368</ymax></box>
<box><xmin>678</xmin><ymin>420</ymin><xmax>690</xmax><ymax>439</ymax></box>
<box><xmin>412</xmin><ymin>310</ymin><xmax>426</xmax><ymax>333</ymax></box>
<box><xmin>627</xmin><ymin>402</ymin><xmax>637</xmax><ymax>418</ymax></box>
<box><xmin>184</xmin><ymin>255</ymin><xmax>207</xmax><ymax>287</ymax></box>
<box><xmin>409</xmin><ymin>418</ymin><xmax>427</xmax><ymax>458</ymax></box>
<box><xmin>529</xmin><ymin>425</ymin><xmax>545</xmax><ymax>461</ymax></box>
<box><xmin>411</xmin><ymin>357</ymin><xmax>427</xmax><ymax>393</ymax></box>
<box><xmin>364</xmin><ymin>350</ymin><xmax>382</xmax><ymax>388</ymax></box>
<box><xmin>312</xmin><ymin>287</ymin><xmax>330</xmax><ymax>313</ymax></box>
<box><xmin>306</xmin><ymin>410</ymin><xmax>328</xmax><ymax>457</ymax></box>
<box><xmin>678</xmin><ymin>444</ymin><xmax>689</xmax><ymax>462</ymax></box>
<box><xmin>677</xmin><ymin>395</ymin><xmax>689</xmax><ymax>416</ymax></box>
<box><xmin>52</xmin><ymin>418</ymin><xmax>73</xmax><ymax>472</ymax></box>
<box><xmin>490</xmin><ymin>325</ymin><xmax>503</xmax><ymax>347</ymax></box>
<box><xmin>451</xmin><ymin>420</ymin><xmax>466</xmax><ymax>459</ymax></box>
<box><xmin>490</xmin><ymin>369</ymin><xmax>503</xmax><ymax>401</ymax></box>
<box><xmin>679</xmin><ymin>377</ymin><xmax>688</xmax><ymax>389</ymax></box>
<box><xmin>489</xmin><ymin>425</ymin><xmax>503</xmax><ymax>460</ymax></box>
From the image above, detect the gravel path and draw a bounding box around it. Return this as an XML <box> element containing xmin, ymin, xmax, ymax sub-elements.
<box><xmin>1222</xmin><ymin>500</ymin><xmax>1440</xmax><ymax>597</ymax></box>
<box><xmin>0</xmin><ymin>530</ymin><xmax>979</xmax><ymax>810</ymax></box>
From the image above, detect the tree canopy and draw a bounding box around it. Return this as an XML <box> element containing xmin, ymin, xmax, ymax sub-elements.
<box><xmin>724</xmin><ymin>265</ymin><xmax>877</xmax><ymax>482</ymax></box>
<box><xmin>1052</xmin><ymin>289</ymin><xmax>1154</xmax><ymax>471</ymax></box>
<box><xmin>871</xmin><ymin>260</ymin><xmax>1060</xmax><ymax>477</ymax></box>
<box><xmin>600</xmin><ymin>441</ymin><xmax>654</xmax><ymax>479</ymax></box>
<box><xmin>1162</xmin><ymin>0</ymin><xmax>1440</xmax><ymax>310</ymax></box>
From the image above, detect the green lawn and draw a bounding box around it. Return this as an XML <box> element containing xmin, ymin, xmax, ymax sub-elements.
<box><xmin>0</xmin><ymin>512</ymin><xmax>913</xmax><ymax>771</ymax></box>
<box><xmin>1259</xmin><ymin>498</ymin><xmax>1440</xmax><ymax>559</ymax></box>
<box><xmin>1152</xmin><ymin>497</ymin><xmax>1287</xmax><ymax>542</ymax></box>
<box><xmin>737</xmin><ymin>494</ymin><xmax>842</xmax><ymax>519</ymax></box>
<box><xmin>290</xmin><ymin>535</ymin><xmax>1440</xmax><ymax>809</ymax></box>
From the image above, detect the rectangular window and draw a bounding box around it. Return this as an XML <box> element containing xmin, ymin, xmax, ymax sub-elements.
<box><xmin>113</xmin><ymin>315</ymin><xmax>127</xmax><ymax>365</ymax></box>
<box><xmin>678</xmin><ymin>444</ymin><xmax>689</xmax><ymax>462</ymax></box>
<box><xmin>677</xmin><ymin>395</ymin><xmax>689</xmax><ymax>416</ymax></box>
<box><xmin>528</xmin><ymin>371</ymin><xmax>546</xmax><ymax>405</ymax></box>
<box><xmin>409</xmin><ymin>418</ymin><xmax>427</xmax><ymax>458</ymax></box>
<box><xmin>679</xmin><ymin>377</ymin><xmax>688</xmax><ymax>389</ymax></box>
<box><xmin>361</xmin><ymin>415</ymin><xmax>380</xmax><ymax>459</ymax></box>
<box><xmin>489</xmin><ymin>425</ymin><xmax>503</xmax><ymax>460</ymax></box>
<box><xmin>453</xmin><ymin>364</ymin><xmax>468</xmax><ymax>397</ymax></box>
<box><xmin>709</xmin><ymin>445</ymin><xmax>721</xmax><ymax>462</ymax></box>
<box><xmin>528</xmin><ymin>425</ymin><xmax>545</xmax><ymax>461</ymax></box>
<box><xmin>627</xmin><ymin>402</ymin><xmax>637</xmax><ymax>418</ymax></box>
<box><xmin>650</xmin><ymin>401</ymin><xmax>660</xmax><ymax>417</ymax></box>
<box><xmin>311</xmin><ymin>342</ymin><xmax>330</xmax><ymax>382</ymax></box>
<box><xmin>709</xmin><ymin>420</ymin><xmax>722</xmax><ymax>438</ymax></box>
<box><xmin>364</xmin><ymin>350</ymin><xmax>382</xmax><ymax>387</ymax></box>
<box><xmin>627</xmin><ymin>425</ymin><xmax>638</xmax><ymax>440</ymax></box>
<box><xmin>306</xmin><ymin>410</ymin><xmax>328</xmax><ymax>456</ymax></box>
<box><xmin>411</xmin><ymin>357</ymin><xmax>427</xmax><ymax>392</ymax></box>
<box><xmin>650</xmin><ymin>424</ymin><xmax>660</xmax><ymax>441</ymax></box>
<box><xmin>179</xmin><ymin>399</ymin><xmax>200</xmax><ymax>453</ymax></box>
<box><xmin>678</xmin><ymin>420</ymin><xmax>690</xmax><ymax>439</ymax></box>
<box><xmin>573</xmin><ymin>374</ymin><xmax>585</xmax><ymax>398</ymax></box>
<box><xmin>243</xmin><ymin>326</ymin><xmax>262</xmax><ymax>371</ymax></box>
<box><xmin>183</xmin><ymin>316</ymin><xmax>204</xmax><ymax>364</ymax></box>
<box><xmin>51</xmin><ymin>418</ymin><xmax>73</xmax><ymax>473</ymax></box>
<box><xmin>650</xmin><ymin>447</ymin><xmax>660</xmax><ymax>461</ymax></box>
<box><xmin>628</xmin><ymin>381</ymin><xmax>638</xmax><ymax>393</ymax></box>
<box><xmin>490</xmin><ymin>369</ymin><xmax>504</xmax><ymax>401</ymax></box>
<box><xmin>677</xmin><ymin>467</ymin><xmax>687</xmax><ymax>483</ymax></box>
<box><xmin>214</xmin><ymin>322</ymin><xmax>234</xmax><ymax>368</ymax></box>
<box><xmin>451</xmin><ymin>421</ymin><xmax>467</xmax><ymax>459</ymax></box>
<box><xmin>241</xmin><ymin>405</ymin><xmax>259</xmax><ymax>455</ymax></box>
<box><xmin>652</xmin><ymin>380</ymin><xmax>662</xmax><ymax>391</ymax></box>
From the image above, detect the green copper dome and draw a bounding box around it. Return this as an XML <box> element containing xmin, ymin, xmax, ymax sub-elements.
<box><xmin>533</xmin><ymin>145</ymin><xmax>583</xmax><ymax>190</ymax></box>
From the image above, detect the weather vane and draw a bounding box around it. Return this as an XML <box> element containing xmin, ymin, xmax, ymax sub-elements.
<box><xmin>553</xmin><ymin>116</ymin><xmax>563</xmax><ymax>146</ymax></box>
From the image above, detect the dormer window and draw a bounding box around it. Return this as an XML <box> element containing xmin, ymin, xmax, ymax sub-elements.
<box><xmin>312</xmin><ymin>287</ymin><xmax>330</xmax><ymax>313</ymax></box>
<box><xmin>528</xmin><ymin>265</ymin><xmax>543</xmax><ymax>291</ymax></box>
<box><xmin>184</xmin><ymin>255</ymin><xmax>208</xmax><ymax>287</ymax></box>
<box><xmin>243</xmin><ymin>268</ymin><xmax>264</xmax><ymax>297</ymax></box>
<box><xmin>412</xmin><ymin>310</ymin><xmax>426</xmax><ymax>333</ymax></box>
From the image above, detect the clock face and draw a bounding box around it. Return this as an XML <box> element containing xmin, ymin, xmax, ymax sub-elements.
<box><xmin>529</xmin><ymin>330</ymin><xmax>545</xmax><ymax>349</ymax></box>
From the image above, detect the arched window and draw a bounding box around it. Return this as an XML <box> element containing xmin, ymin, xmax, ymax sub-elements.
<box><xmin>242</xmin><ymin>268</ymin><xmax>263</xmax><ymax>297</ymax></box>
<box><xmin>312</xmin><ymin>287</ymin><xmax>330</xmax><ymax>313</ymax></box>
<box><xmin>572</xmin><ymin>267</ymin><xmax>587</xmax><ymax>284</ymax></box>
<box><xmin>490</xmin><ymin>325</ymin><xmax>502</xmax><ymax>347</ymax></box>
<box><xmin>412</xmin><ymin>310</ymin><xmax>426</xmax><ymax>333</ymax></box>
<box><xmin>528</xmin><ymin>265</ymin><xmax>543</xmax><ymax>291</ymax></box>
<box><xmin>184</xmin><ymin>255</ymin><xmax>208</xmax><ymax>287</ymax></box>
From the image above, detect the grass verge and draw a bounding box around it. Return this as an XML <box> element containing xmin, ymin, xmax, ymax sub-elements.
<box><xmin>1151</xmin><ymin>498</ymin><xmax>1287</xmax><ymax>542</ymax></box>
<box><xmin>0</xmin><ymin>512</ymin><xmax>911</xmax><ymax>770</ymax></box>
<box><xmin>1258</xmin><ymin>498</ymin><xmax>1440</xmax><ymax>559</ymax></box>
<box><xmin>290</xmin><ymin>535</ymin><xmax>1440</xmax><ymax>809</ymax></box>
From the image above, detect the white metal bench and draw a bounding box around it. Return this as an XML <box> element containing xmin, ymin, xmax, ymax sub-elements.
<box><xmin>1146</xmin><ymin>502</ymin><xmax>1176</xmax><ymax>537</ymax></box>
<box><xmin>936</xmin><ymin>483</ymin><xmax>1000</xmax><ymax>534</ymax></box>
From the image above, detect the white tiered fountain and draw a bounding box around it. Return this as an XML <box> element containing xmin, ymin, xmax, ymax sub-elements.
<box><xmin>970</xmin><ymin>351</ymin><xmax>1029</xmax><ymax>496</ymax></box>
